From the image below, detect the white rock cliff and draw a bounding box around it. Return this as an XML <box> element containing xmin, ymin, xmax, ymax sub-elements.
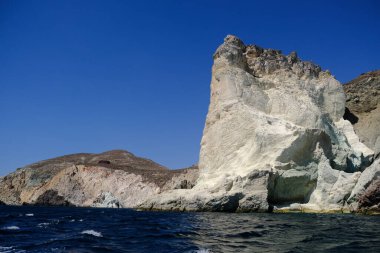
<box><xmin>140</xmin><ymin>35</ymin><xmax>377</xmax><ymax>212</ymax></box>
<box><xmin>1</xmin><ymin>36</ymin><xmax>378</xmax><ymax>213</ymax></box>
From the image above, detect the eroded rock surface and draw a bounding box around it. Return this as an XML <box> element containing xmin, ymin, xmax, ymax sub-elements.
<box><xmin>344</xmin><ymin>70</ymin><xmax>380</xmax><ymax>157</ymax></box>
<box><xmin>0</xmin><ymin>150</ymin><xmax>199</xmax><ymax>208</ymax></box>
<box><xmin>140</xmin><ymin>35</ymin><xmax>377</xmax><ymax>213</ymax></box>
<box><xmin>346</xmin><ymin>158</ymin><xmax>380</xmax><ymax>213</ymax></box>
<box><xmin>1</xmin><ymin>36</ymin><xmax>379</xmax><ymax>214</ymax></box>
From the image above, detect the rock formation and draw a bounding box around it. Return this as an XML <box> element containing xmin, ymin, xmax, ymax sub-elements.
<box><xmin>344</xmin><ymin>70</ymin><xmax>380</xmax><ymax>157</ymax></box>
<box><xmin>343</xmin><ymin>70</ymin><xmax>380</xmax><ymax>213</ymax></box>
<box><xmin>140</xmin><ymin>35</ymin><xmax>379</xmax><ymax>213</ymax></box>
<box><xmin>1</xmin><ymin>36</ymin><xmax>379</xmax><ymax>214</ymax></box>
<box><xmin>0</xmin><ymin>150</ymin><xmax>198</xmax><ymax>207</ymax></box>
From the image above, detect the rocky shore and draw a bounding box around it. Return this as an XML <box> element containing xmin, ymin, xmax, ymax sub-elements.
<box><xmin>0</xmin><ymin>35</ymin><xmax>379</xmax><ymax>214</ymax></box>
<box><xmin>139</xmin><ymin>35</ymin><xmax>379</xmax><ymax>214</ymax></box>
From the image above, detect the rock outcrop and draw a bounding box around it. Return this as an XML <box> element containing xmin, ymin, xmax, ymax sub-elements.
<box><xmin>1</xmin><ymin>36</ymin><xmax>378</xmax><ymax>214</ymax></box>
<box><xmin>0</xmin><ymin>150</ymin><xmax>199</xmax><ymax>207</ymax></box>
<box><xmin>344</xmin><ymin>70</ymin><xmax>380</xmax><ymax>157</ymax></box>
<box><xmin>342</xmin><ymin>70</ymin><xmax>380</xmax><ymax>213</ymax></box>
<box><xmin>346</xmin><ymin>159</ymin><xmax>380</xmax><ymax>213</ymax></box>
<box><xmin>140</xmin><ymin>35</ymin><xmax>378</xmax><ymax>213</ymax></box>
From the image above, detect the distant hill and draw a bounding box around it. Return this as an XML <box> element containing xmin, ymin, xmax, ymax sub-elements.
<box><xmin>0</xmin><ymin>150</ymin><xmax>198</xmax><ymax>208</ymax></box>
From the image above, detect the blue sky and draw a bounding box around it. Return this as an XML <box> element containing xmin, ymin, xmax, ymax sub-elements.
<box><xmin>0</xmin><ymin>0</ymin><xmax>379</xmax><ymax>175</ymax></box>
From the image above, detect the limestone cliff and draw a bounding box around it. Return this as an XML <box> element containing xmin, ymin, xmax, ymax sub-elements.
<box><xmin>140</xmin><ymin>35</ymin><xmax>378</xmax><ymax>213</ymax></box>
<box><xmin>0</xmin><ymin>150</ymin><xmax>198</xmax><ymax>208</ymax></box>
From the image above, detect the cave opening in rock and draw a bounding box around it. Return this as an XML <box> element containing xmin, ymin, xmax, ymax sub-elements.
<box><xmin>343</xmin><ymin>107</ymin><xmax>359</xmax><ymax>124</ymax></box>
<box><xmin>267</xmin><ymin>172</ymin><xmax>317</xmax><ymax>206</ymax></box>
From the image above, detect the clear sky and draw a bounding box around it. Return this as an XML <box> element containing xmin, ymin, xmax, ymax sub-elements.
<box><xmin>0</xmin><ymin>0</ymin><xmax>379</xmax><ymax>175</ymax></box>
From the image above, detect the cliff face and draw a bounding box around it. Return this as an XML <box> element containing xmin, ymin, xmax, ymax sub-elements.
<box><xmin>342</xmin><ymin>70</ymin><xmax>380</xmax><ymax>213</ymax></box>
<box><xmin>344</xmin><ymin>70</ymin><xmax>380</xmax><ymax>157</ymax></box>
<box><xmin>0</xmin><ymin>150</ymin><xmax>198</xmax><ymax>208</ymax></box>
<box><xmin>140</xmin><ymin>35</ymin><xmax>378</xmax><ymax>213</ymax></box>
<box><xmin>1</xmin><ymin>36</ymin><xmax>379</xmax><ymax>213</ymax></box>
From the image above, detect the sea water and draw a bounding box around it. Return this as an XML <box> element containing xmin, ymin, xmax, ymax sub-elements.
<box><xmin>0</xmin><ymin>206</ymin><xmax>379</xmax><ymax>252</ymax></box>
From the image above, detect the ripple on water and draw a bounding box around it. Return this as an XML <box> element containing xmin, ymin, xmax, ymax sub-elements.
<box><xmin>194</xmin><ymin>249</ymin><xmax>211</xmax><ymax>253</ymax></box>
<box><xmin>227</xmin><ymin>231</ymin><xmax>263</xmax><ymax>238</ymax></box>
<box><xmin>0</xmin><ymin>246</ymin><xmax>26</xmax><ymax>253</ymax></box>
<box><xmin>0</xmin><ymin>207</ymin><xmax>379</xmax><ymax>253</ymax></box>
<box><xmin>37</xmin><ymin>223</ymin><xmax>50</xmax><ymax>227</ymax></box>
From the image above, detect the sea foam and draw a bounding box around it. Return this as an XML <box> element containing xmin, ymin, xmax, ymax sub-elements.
<box><xmin>2</xmin><ymin>226</ymin><xmax>20</xmax><ymax>230</ymax></box>
<box><xmin>37</xmin><ymin>223</ymin><xmax>50</xmax><ymax>227</ymax></box>
<box><xmin>194</xmin><ymin>249</ymin><xmax>211</xmax><ymax>253</ymax></box>
<box><xmin>81</xmin><ymin>230</ymin><xmax>103</xmax><ymax>237</ymax></box>
<box><xmin>0</xmin><ymin>246</ymin><xmax>26</xmax><ymax>253</ymax></box>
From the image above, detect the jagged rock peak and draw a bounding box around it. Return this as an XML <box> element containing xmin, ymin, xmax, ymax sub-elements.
<box><xmin>224</xmin><ymin>34</ymin><xmax>245</xmax><ymax>47</ymax></box>
<box><xmin>214</xmin><ymin>34</ymin><xmax>329</xmax><ymax>79</ymax></box>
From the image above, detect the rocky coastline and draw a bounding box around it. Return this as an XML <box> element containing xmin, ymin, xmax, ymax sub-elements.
<box><xmin>0</xmin><ymin>150</ymin><xmax>198</xmax><ymax>208</ymax></box>
<box><xmin>139</xmin><ymin>36</ymin><xmax>380</xmax><ymax>214</ymax></box>
<box><xmin>0</xmin><ymin>35</ymin><xmax>379</xmax><ymax>214</ymax></box>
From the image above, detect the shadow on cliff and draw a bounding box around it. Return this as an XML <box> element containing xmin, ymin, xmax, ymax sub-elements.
<box><xmin>343</xmin><ymin>107</ymin><xmax>359</xmax><ymax>125</ymax></box>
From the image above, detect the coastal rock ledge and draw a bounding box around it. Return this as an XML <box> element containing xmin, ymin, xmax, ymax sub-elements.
<box><xmin>139</xmin><ymin>35</ymin><xmax>379</xmax><ymax>213</ymax></box>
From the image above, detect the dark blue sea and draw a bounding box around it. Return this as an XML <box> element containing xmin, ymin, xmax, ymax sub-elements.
<box><xmin>0</xmin><ymin>206</ymin><xmax>379</xmax><ymax>253</ymax></box>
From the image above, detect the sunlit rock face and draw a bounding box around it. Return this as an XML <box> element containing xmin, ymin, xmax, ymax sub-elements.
<box><xmin>140</xmin><ymin>35</ymin><xmax>374</xmax><ymax>212</ymax></box>
<box><xmin>0</xmin><ymin>150</ymin><xmax>199</xmax><ymax>208</ymax></box>
<box><xmin>2</xmin><ymin>36</ymin><xmax>376</xmax><ymax>213</ymax></box>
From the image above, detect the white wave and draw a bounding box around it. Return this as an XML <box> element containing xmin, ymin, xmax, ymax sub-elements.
<box><xmin>2</xmin><ymin>226</ymin><xmax>20</xmax><ymax>230</ymax></box>
<box><xmin>0</xmin><ymin>246</ymin><xmax>13</xmax><ymax>250</ymax></box>
<box><xmin>25</xmin><ymin>213</ymin><xmax>34</xmax><ymax>217</ymax></box>
<box><xmin>0</xmin><ymin>246</ymin><xmax>13</xmax><ymax>253</ymax></box>
<box><xmin>194</xmin><ymin>249</ymin><xmax>211</xmax><ymax>253</ymax></box>
<box><xmin>81</xmin><ymin>230</ymin><xmax>103</xmax><ymax>237</ymax></box>
<box><xmin>0</xmin><ymin>246</ymin><xmax>26</xmax><ymax>253</ymax></box>
<box><xmin>49</xmin><ymin>219</ymin><xmax>60</xmax><ymax>224</ymax></box>
<box><xmin>37</xmin><ymin>223</ymin><xmax>50</xmax><ymax>227</ymax></box>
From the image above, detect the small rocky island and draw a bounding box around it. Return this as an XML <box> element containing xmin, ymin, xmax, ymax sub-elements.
<box><xmin>1</xmin><ymin>36</ymin><xmax>379</xmax><ymax>214</ymax></box>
